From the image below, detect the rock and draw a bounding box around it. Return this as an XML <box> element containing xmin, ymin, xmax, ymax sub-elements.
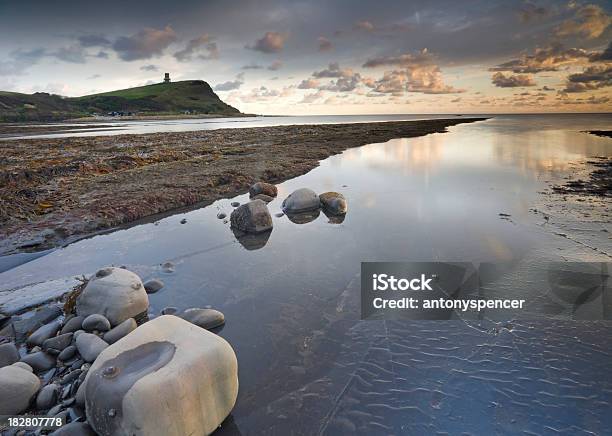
<box><xmin>26</xmin><ymin>320</ymin><xmax>61</xmax><ymax>346</ymax></box>
<box><xmin>11</xmin><ymin>305</ymin><xmax>62</xmax><ymax>342</ymax></box>
<box><xmin>36</xmin><ymin>383</ymin><xmax>60</xmax><ymax>410</ymax></box>
<box><xmin>286</xmin><ymin>209</ymin><xmax>320</xmax><ymax>224</ymax></box>
<box><xmin>21</xmin><ymin>351</ymin><xmax>56</xmax><ymax>372</ymax></box>
<box><xmin>249</xmin><ymin>181</ymin><xmax>277</xmax><ymax>198</ymax></box>
<box><xmin>144</xmin><ymin>279</ymin><xmax>164</xmax><ymax>294</ymax></box>
<box><xmin>103</xmin><ymin>318</ymin><xmax>137</xmax><ymax>345</ymax></box>
<box><xmin>161</xmin><ymin>262</ymin><xmax>175</xmax><ymax>273</ymax></box>
<box><xmin>275</xmin><ymin>212</ymin><xmax>285</xmax><ymax>218</ymax></box>
<box><xmin>75</xmin><ymin>333</ymin><xmax>108</xmax><ymax>363</ymax></box>
<box><xmin>51</xmin><ymin>421</ymin><xmax>96</xmax><ymax>436</ymax></box>
<box><xmin>180</xmin><ymin>308</ymin><xmax>225</xmax><ymax>330</ymax></box>
<box><xmin>82</xmin><ymin>314</ymin><xmax>111</xmax><ymax>332</ymax></box>
<box><xmin>43</xmin><ymin>333</ymin><xmax>74</xmax><ymax>355</ymax></box>
<box><xmin>251</xmin><ymin>193</ymin><xmax>275</xmax><ymax>203</ymax></box>
<box><xmin>160</xmin><ymin>307</ymin><xmax>178</xmax><ymax>315</ymax></box>
<box><xmin>61</xmin><ymin>316</ymin><xmax>84</xmax><ymax>334</ymax></box>
<box><xmin>230</xmin><ymin>199</ymin><xmax>273</xmax><ymax>234</ymax></box>
<box><xmin>73</xmin><ymin>330</ymin><xmax>85</xmax><ymax>340</ymax></box>
<box><xmin>282</xmin><ymin>188</ymin><xmax>320</xmax><ymax>213</ymax></box>
<box><xmin>0</xmin><ymin>365</ymin><xmax>41</xmax><ymax>414</ymax></box>
<box><xmin>81</xmin><ymin>315</ymin><xmax>238</xmax><ymax>436</ymax></box>
<box><xmin>217</xmin><ymin>212</ymin><xmax>227</xmax><ymax>219</ymax></box>
<box><xmin>319</xmin><ymin>192</ymin><xmax>348</xmax><ymax>215</ymax></box>
<box><xmin>0</xmin><ymin>342</ymin><xmax>20</xmax><ymax>368</ymax></box>
<box><xmin>76</xmin><ymin>267</ymin><xmax>149</xmax><ymax>327</ymax></box>
<box><xmin>58</xmin><ymin>345</ymin><xmax>78</xmax><ymax>362</ymax></box>
<box><xmin>0</xmin><ymin>313</ymin><xmax>10</xmax><ymax>329</ymax></box>
<box><xmin>180</xmin><ymin>218</ymin><xmax>187</xmax><ymax>224</ymax></box>
<box><xmin>231</xmin><ymin>201</ymin><xmax>240</xmax><ymax>207</ymax></box>
<box><xmin>12</xmin><ymin>362</ymin><xmax>33</xmax><ymax>372</ymax></box>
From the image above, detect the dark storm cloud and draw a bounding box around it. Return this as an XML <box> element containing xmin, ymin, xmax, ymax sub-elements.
<box><xmin>491</xmin><ymin>72</ymin><xmax>536</xmax><ymax>87</ymax></box>
<box><xmin>0</xmin><ymin>48</ymin><xmax>46</xmax><ymax>75</ymax></box>
<box><xmin>553</xmin><ymin>4</ymin><xmax>611</xmax><ymax>40</ymax></box>
<box><xmin>246</xmin><ymin>32</ymin><xmax>287</xmax><ymax>53</ymax></box>
<box><xmin>490</xmin><ymin>44</ymin><xmax>592</xmax><ymax>73</ymax></box>
<box><xmin>112</xmin><ymin>26</ymin><xmax>177</xmax><ymax>61</ymax></box>
<box><xmin>563</xmin><ymin>64</ymin><xmax>612</xmax><ymax>92</ymax></box>
<box><xmin>77</xmin><ymin>34</ymin><xmax>112</xmax><ymax>48</ymax></box>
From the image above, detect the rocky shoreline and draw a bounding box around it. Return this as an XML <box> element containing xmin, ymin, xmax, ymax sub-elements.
<box><xmin>0</xmin><ymin>118</ymin><xmax>486</xmax><ymax>256</ymax></box>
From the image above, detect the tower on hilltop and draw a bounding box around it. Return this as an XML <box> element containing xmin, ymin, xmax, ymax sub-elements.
<box><xmin>164</xmin><ymin>73</ymin><xmax>170</xmax><ymax>83</ymax></box>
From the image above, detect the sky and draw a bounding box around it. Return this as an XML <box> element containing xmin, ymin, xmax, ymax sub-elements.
<box><xmin>0</xmin><ymin>0</ymin><xmax>610</xmax><ymax>114</ymax></box>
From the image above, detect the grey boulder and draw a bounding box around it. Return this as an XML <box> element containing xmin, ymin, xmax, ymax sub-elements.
<box><xmin>230</xmin><ymin>199</ymin><xmax>273</xmax><ymax>233</ymax></box>
<box><xmin>0</xmin><ymin>342</ymin><xmax>20</xmax><ymax>368</ymax></box>
<box><xmin>319</xmin><ymin>191</ymin><xmax>348</xmax><ymax>215</ymax></box>
<box><xmin>282</xmin><ymin>188</ymin><xmax>320</xmax><ymax>213</ymax></box>
<box><xmin>82</xmin><ymin>314</ymin><xmax>111</xmax><ymax>332</ymax></box>
<box><xmin>27</xmin><ymin>320</ymin><xmax>61</xmax><ymax>346</ymax></box>
<box><xmin>144</xmin><ymin>279</ymin><xmax>164</xmax><ymax>294</ymax></box>
<box><xmin>61</xmin><ymin>316</ymin><xmax>84</xmax><ymax>334</ymax></box>
<box><xmin>180</xmin><ymin>308</ymin><xmax>225</xmax><ymax>330</ymax></box>
<box><xmin>58</xmin><ymin>345</ymin><xmax>78</xmax><ymax>361</ymax></box>
<box><xmin>76</xmin><ymin>267</ymin><xmax>149</xmax><ymax>327</ymax></box>
<box><xmin>75</xmin><ymin>333</ymin><xmax>108</xmax><ymax>363</ymax></box>
<box><xmin>81</xmin><ymin>315</ymin><xmax>238</xmax><ymax>436</ymax></box>
<box><xmin>249</xmin><ymin>181</ymin><xmax>277</xmax><ymax>198</ymax></box>
<box><xmin>36</xmin><ymin>383</ymin><xmax>60</xmax><ymax>410</ymax></box>
<box><xmin>103</xmin><ymin>318</ymin><xmax>137</xmax><ymax>344</ymax></box>
<box><xmin>43</xmin><ymin>333</ymin><xmax>73</xmax><ymax>354</ymax></box>
<box><xmin>0</xmin><ymin>365</ymin><xmax>41</xmax><ymax>414</ymax></box>
<box><xmin>21</xmin><ymin>351</ymin><xmax>56</xmax><ymax>372</ymax></box>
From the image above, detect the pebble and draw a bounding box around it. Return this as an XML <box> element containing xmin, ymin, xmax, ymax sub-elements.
<box><xmin>58</xmin><ymin>345</ymin><xmax>77</xmax><ymax>361</ymax></box>
<box><xmin>60</xmin><ymin>316</ymin><xmax>84</xmax><ymax>334</ymax></box>
<box><xmin>180</xmin><ymin>218</ymin><xmax>187</xmax><ymax>224</ymax></box>
<box><xmin>0</xmin><ymin>342</ymin><xmax>20</xmax><ymax>368</ymax></box>
<box><xmin>144</xmin><ymin>279</ymin><xmax>164</xmax><ymax>294</ymax></box>
<box><xmin>103</xmin><ymin>318</ymin><xmax>137</xmax><ymax>344</ymax></box>
<box><xmin>26</xmin><ymin>320</ymin><xmax>61</xmax><ymax>346</ymax></box>
<box><xmin>162</xmin><ymin>261</ymin><xmax>175</xmax><ymax>273</ymax></box>
<box><xmin>161</xmin><ymin>307</ymin><xmax>178</xmax><ymax>315</ymax></box>
<box><xmin>75</xmin><ymin>333</ymin><xmax>108</xmax><ymax>362</ymax></box>
<box><xmin>70</xmin><ymin>359</ymin><xmax>85</xmax><ymax>370</ymax></box>
<box><xmin>43</xmin><ymin>333</ymin><xmax>74</xmax><ymax>354</ymax></box>
<box><xmin>180</xmin><ymin>308</ymin><xmax>225</xmax><ymax>330</ymax></box>
<box><xmin>231</xmin><ymin>202</ymin><xmax>240</xmax><ymax>207</ymax></box>
<box><xmin>20</xmin><ymin>351</ymin><xmax>56</xmax><ymax>372</ymax></box>
<box><xmin>82</xmin><ymin>314</ymin><xmax>111</xmax><ymax>332</ymax></box>
<box><xmin>60</xmin><ymin>369</ymin><xmax>82</xmax><ymax>385</ymax></box>
<box><xmin>36</xmin><ymin>383</ymin><xmax>60</xmax><ymax>410</ymax></box>
<box><xmin>217</xmin><ymin>212</ymin><xmax>227</xmax><ymax>219</ymax></box>
<box><xmin>275</xmin><ymin>212</ymin><xmax>285</xmax><ymax>218</ymax></box>
<box><xmin>46</xmin><ymin>404</ymin><xmax>62</xmax><ymax>417</ymax></box>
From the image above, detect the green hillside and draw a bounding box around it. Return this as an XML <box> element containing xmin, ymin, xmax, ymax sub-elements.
<box><xmin>0</xmin><ymin>80</ymin><xmax>241</xmax><ymax>122</ymax></box>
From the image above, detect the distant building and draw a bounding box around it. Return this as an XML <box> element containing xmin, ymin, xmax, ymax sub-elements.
<box><xmin>164</xmin><ymin>73</ymin><xmax>171</xmax><ymax>83</ymax></box>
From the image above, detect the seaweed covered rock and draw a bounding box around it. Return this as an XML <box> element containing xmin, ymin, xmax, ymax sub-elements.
<box><xmin>81</xmin><ymin>315</ymin><xmax>238</xmax><ymax>436</ymax></box>
<box><xmin>76</xmin><ymin>268</ymin><xmax>149</xmax><ymax>327</ymax></box>
<box><xmin>230</xmin><ymin>199</ymin><xmax>273</xmax><ymax>234</ymax></box>
<box><xmin>282</xmin><ymin>188</ymin><xmax>320</xmax><ymax>213</ymax></box>
<box><xmin>249</xmin><ymin>181</ymin><xmax>277</xmax><ymax>198</ymax></box>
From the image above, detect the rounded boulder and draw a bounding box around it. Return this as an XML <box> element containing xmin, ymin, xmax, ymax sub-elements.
<box><xmin>249</xmin><ymin>181</ymin><xmax>277</xmax><ymax>198</ymax></box>
<box><xmin>76</xmin><ymin>268</ymin><xmax>149</xmax><ymax>327</ymax></box>
<box><xmin>0</xmin><ymin>365</ymin><xmax>41</xmax><ymax>414</ymax></box>
<box><xmin>282</xmin><ymin>188</ymin><xmax>320</xmax><ymax>213</ymax></box>
<box><xmin>230</xmin><ymin>199</ymin><xmax>273</xmax><ymax>234</ymax></box>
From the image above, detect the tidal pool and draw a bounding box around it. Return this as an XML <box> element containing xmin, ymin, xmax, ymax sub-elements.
<box><xmin>1</xmin><ymin>114</ymin><xmax>611</xmax><ymax>434</ymax></box>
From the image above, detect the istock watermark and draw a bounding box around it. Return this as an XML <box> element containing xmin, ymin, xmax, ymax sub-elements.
<box><xmin>361</xmin><ymin>262</ymin><xmax>611</xmax><ymax>321</ymax></box>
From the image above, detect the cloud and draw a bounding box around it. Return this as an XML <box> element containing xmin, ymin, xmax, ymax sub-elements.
<box><xmin>0</xmin><ymin>48</ymin><xmax>46</xmax><ymax>75</ymax></box>
<box><xmin>246</xmin><ymin>31</ymin><xmax>287</xmax><ymax>53</ymax></box>
<box><xmin>299</xmin><ymin>90</ymin><xmax>325</xmax><ymax>104</ymax></box>
<box><xmin>553</xmin><ymin>4</ymin><xmax>611</xmax><ymax>40</ymax></box>
<box><xmin>87</xmin><ymin>74</ymin><xmax>101</xmax><ymax>80</ymax></box>
<box><xmin>94</xmin><ymin>51</ymin><xmax>109</xmax><ymax>59</ymax></box>
<box><xmin>53</xmin><ymin>45</ymin><xmax>87</xmax><ymax>63</ymax></box>
<box><xmin>267</xmin><ymin>60</ymin><xmax>283</xmax><ymax>71</ymax></box>
<box><xmin>589</xmin><ymin>41</ymin><xmax>612</xmax><ymax>62</ymax></box>
<box><xmin>214</xmin><ymin>73</ymin><xmax>245</xmax><ymax>91</ymax></box>
<box><xmin>363</xmin><ymin>49</ymin><xmax>464</xmax><ymax>94</ymax></box>
<box><xmin>319</xmin><ymin>75</ymin><xmax>362</xmax><ymax>92</ymax></box>
<box><xmin>113</xmin><ymin>25</ymin><xmax>177</xmax><ymax>61</ymax></box>
<box><xmin>140</xmin><ymin>64</ymin><xmax>159</xmax><ymax>72</ymax></box>
<box><xmin>241</xmin><ymin>64</ymin><xmax>263</xmax><ymax>70</ymax></box>
<box><xmin>354</xmin><ymin>20</ymin><xmax>375</xmax><ymax>32</ymax></box>
<box><xmin>174</xmin><ymin>34</ymin><xmax>219</xmax><ymax>62</ymax></box>
<box><xmin>77</xmin><ymin>34</ymin><xmax>111</xmax><ymax>48</ymax></box>
<box><xmin>491</xmin><ymin>72</ymin><xmax>536</xmax><ymax>87</ymax></box>
<box><xmin>517</xmin><ymin>4</ymin><xmax>549</xmax><ymax>23</ymax></box>
<box><xmin>313</xmin><ymin>62</ymin><xmax>355</xmax><ymax>78</ymax></box>
<box><xmin>318</xmin><ymin>36</ymin><xmax>333</xmax><ymax>52</ymax></box>
<box><xmin>298</xmin><ymin>78</ymin><xmax>320</xmax><ymax>89</ymax></box>
<box><xmin>563</xmin><ymin>64</ymin><xmax>612</xmax><ymax>92</ymax></box>
<box><xmin>490</xmin><ymin>44</ymin><xmax>591</xmax><ymax>73</ymax></box>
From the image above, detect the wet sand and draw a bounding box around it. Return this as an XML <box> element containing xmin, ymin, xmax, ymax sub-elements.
<box><xmin>0</xmin><ymin>118</ymin><xmax>485</xmax><ymax>254</ymax></box>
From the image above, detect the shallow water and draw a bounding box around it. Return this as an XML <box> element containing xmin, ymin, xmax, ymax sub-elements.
<box><xmin>1</xmin><ymin>114</ymin><xmax>611</xmax><ymax>434</ymax></box>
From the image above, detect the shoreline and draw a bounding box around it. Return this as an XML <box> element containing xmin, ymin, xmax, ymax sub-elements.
<box><xmin>0</xmin><ymin>118</ymin><xmax>487</xmax><ymax>256</ymax></box>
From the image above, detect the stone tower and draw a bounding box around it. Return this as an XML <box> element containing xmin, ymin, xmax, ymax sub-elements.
<box><xmin>164</xmin><ymin>73</ymin><xmax>170</xmax><ymax>83</ymax></box>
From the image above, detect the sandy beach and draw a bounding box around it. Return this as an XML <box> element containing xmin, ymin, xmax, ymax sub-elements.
<box><xmin>0</xmin><ymin>118</ymin><xmax>485</xmax><ymax>254</ymax></box>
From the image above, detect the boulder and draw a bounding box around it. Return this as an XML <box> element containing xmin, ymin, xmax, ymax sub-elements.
<box><xmin>0</xmin><ymin>365</ymin><xmax>41</xmax><ymax>414</ymax></box>
<box><xmin>61</xmin><ymin>316</ymin><xmax>84</xmax><ymax>334</ymax></box>
<box><xmin>180</xmin><ymin>309</ymin><xmax>225</xmax><ymax>330</ymax></box>
<box><xmin>58</xmin><ymin>345</ymin><xmax>77</xmax><ymax>361</ymax></box>
<box><xmin>76</xmin><ymin>333</ymin><xmax>109</xmax><ymax>363</ymax></box>
<box><xmin>27</xmin><ymin>320</ymin><xmax>61</xmax><ymax>346</ymax></box>
<box><xmin>249</xmin><ymin>182</ymin><xmax>277</xmax><ymax>198</ymax></box>
<box><xmin>82</xmin><ymin>315</ymin><xmax>238</xmax><ymax>436</ymax></box>
<box><xmin>0</xmin><ymin>342</ymin><xmax>20</xmax><ymax>368</ymax></box>
<box><xmin>319</xmin><ymin>192</ymin><xmax>348</xmax><ymax>215</ymax></box>
<box><xmin>82</xmin><ymin>314</ymin><xmax>111</xmax><ymax>332</ymax></box>
<box><xmin>282</xmin><ymin>188</ymin><xmax>320</xmax><ymax>213</ymax></box>
<box><xmin>230</xmin><ymin>199</ymin><xmax>273</xmax><ymax>234</ymax></box>
<box><xmin>21</xmin><ymin>351</ymin><xmax>56</xmax><ymax>372</ymax></box>
<box><xmin>144</xmin><ymin>279</ymin><xmax>164</xmax><ymax>294</ymax></box>
<box><xmin>76</xmin><ymin>268</ymin><xmax>149</xmax><ymax>327</ymax></box>
<box><xmin>43</xmin><ymin>333</ymin><xmax>74</xmax><ymax>355</ymax></box>
<box><xmin>103</xmin><ymin>318</ymin><xmax>137</xmax><ymax>344</ymax></box>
